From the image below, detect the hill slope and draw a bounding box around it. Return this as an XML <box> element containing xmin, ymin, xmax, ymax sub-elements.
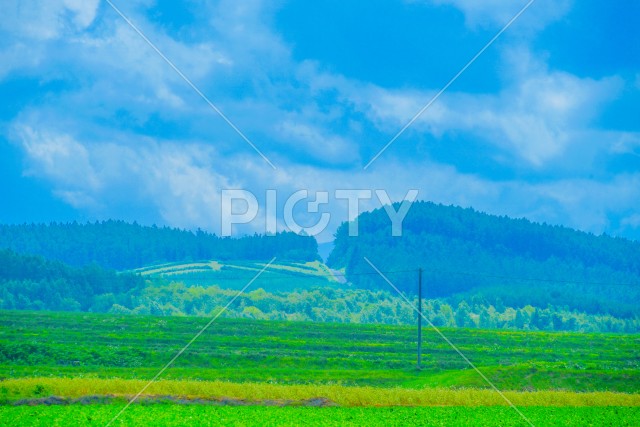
<box><xmin>133</xmin><ymin>259</ymin><xmax>338</xmax><ymax>292</ymax></box>
<box><xmin>0</xmin><ymin>249</ymin><xmax>143</xmax><ymax>311</ymax></box>
<box><xmin>328</xmin><ymin>201</ymin><xmax>640</xmax><ymax>317</ymax></box>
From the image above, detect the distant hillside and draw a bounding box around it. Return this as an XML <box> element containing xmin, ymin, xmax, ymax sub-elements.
<box><xmin>0</xmin><ymin>249</ymin><xmax>143</xmax><ymax>312</ymax></box>
<box><xmin>134</xmin><ymin>259</ymin><xmax>339</xmax><ymax>292</ymax></box>
<box><xmin>0</xmin><ymin>221</ymin><xmax>319</xmax><ymax>270</ymax></box>
<box><xmin>328</xmin><ymin>201</ymin><xmax>640</xmax><ymax>318</ymax></box>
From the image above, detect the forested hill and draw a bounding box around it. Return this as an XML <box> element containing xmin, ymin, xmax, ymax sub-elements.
<box><xmin>328</xmin><ymin>201</ymin><xmax>640</xmax><ymax>318</ymax></box>
<box><xmin>0</xmin><ymin>221</ymin><xmax>319</xmax><ymax>270</ymax></box>
<box><xmin>0</xmin><ymin>249</ymin><xmax>143</xmax><ymax>312</ymax></box>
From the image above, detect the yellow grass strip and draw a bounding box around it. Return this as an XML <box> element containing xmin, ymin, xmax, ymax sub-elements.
<box><xmin>3</xmin><ymin>378</ymin><xmax>640</xmax><ymax>407</ymax></box>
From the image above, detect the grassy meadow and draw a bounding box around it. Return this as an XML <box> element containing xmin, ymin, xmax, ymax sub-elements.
<box><xmin>3</xmin><ymin>405</ymin><xmax>640</xmax><ymax>427</ymax></box>
<box><xmin>1</xmin><ymin>310</ymin><xmax>638</xmax><ymax>425</ymax></box>
<box><xmin>2</xmin><ymin>310</ymin><xmax>638</xmax><ymax>390</ymax></box>
<box><xmin>132</xmin><ymin>260</ymin><xmax>340</xmax><ymax>291</ymax></box>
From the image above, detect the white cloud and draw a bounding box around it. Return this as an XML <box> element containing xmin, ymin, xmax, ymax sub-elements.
<box><xmin>15</xmin><ymin>126</ymin><xmax>100</xmax><ymax>194</ymax></box>
<box><xmin>481</xmin><ymin>67</ymin><xmax>621</xmax><ymax>166</ymax></box>
<box><xmin>2</xmin><ymin>0</ymin><xmax>637</xmax><ymax>244</ymax></box>
<box><xmin>134</xmin><ymin>144</ymin><xmax>231</xmax><ymax>230</ymax></box>
<box><xmin>12</xmin><ymin>125</ymin><xmax>239</xmax><ymax>230</ymax></box>
<box><xmin>12</xmin><ymin>119</ymin><xmax>640</xmax><ymax>243</ymax></box>
<box><xmin>0</xmin><ymin>0</ymin><xmax>99</xmax><ymax>78</ymax></box>
<box><xmin>528</xmin><ymin>174</ymin><xmax>640</xmax><ymax>234</ymax></box>
<box><xmin>0</xmin><ymin>42</ymin><xmax>45</xmax><ymax>80</ymax></box>
<box><xmin>613</xmin><ymin>133</ymin><xmax>640</xmax><ymax>158</ymax></box>
<box><xmin>73</xmin><ymin>21</ymin><xmax>229</xmax><ymax>110</ymax></box>
<box><xmin>64</xmin><ymin>0</ymin><xmax>101</xmax><ymax>27</ymax></box>
<box><xmin>276</xmin><ymin>121</ymin><xmax>359</xmax><ymax>165</ymax></box>
<box><xmin>335</xmin><ymin>46</ymin><xmax>622</xmax><ymax>167</ymax></box>
<box><xmin>424</xmin><ymin>0</ymin><xmax>572</xmax><ymax>31</ymax></box>
<box><xmin>208</xmin><ymin>0</ymin><xmax>290</xmax><ymax>69</ymax></box>
<box><xmin>0</xmin><ymin>0</ymin><xmax>100</xmax><ymax>40</ymax></box>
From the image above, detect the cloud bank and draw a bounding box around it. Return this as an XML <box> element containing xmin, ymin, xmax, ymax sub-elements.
<box><xmin>1</xmin><ymin>0</ymin><xmax>638</xmax><ymax>242</ymax></box>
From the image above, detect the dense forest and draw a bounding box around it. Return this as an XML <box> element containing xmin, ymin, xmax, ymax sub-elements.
<box><xmin>0</xmin><ymin>249</ymin><xmax>143</xmax><ymax>312</ymax></box>
<box><xmin>0</xmin><ymin>221</ymin><xmax>319</xmax><ymax>270</ymax></box>
<box><xmin>328</xmin><ymin>202</ymin><xmax>640</xmax><ymax>318</ymax></box>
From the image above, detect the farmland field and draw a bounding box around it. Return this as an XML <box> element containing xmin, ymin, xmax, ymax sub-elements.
<box><xmin>131</xmin><ymin>260</ymin><xmax>340</xmax><ymax>291</ymax></box>
<box><xmin>2</xmin><ymin>405</ymin><xmax>640</xmax><ymax>427</ymax></box>
<box><xmin>2</xmin><ymin>311</ymin><xmax>638</xmax><ymax>390</ymax></box>
<box><xmin>1</xmin><ymin>310</ymin><xmax>639</xmax><ymax>426</ymax></box>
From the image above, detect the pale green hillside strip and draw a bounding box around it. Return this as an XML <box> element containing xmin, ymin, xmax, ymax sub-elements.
<box><xmin>139</xmin><ymin>263</ymin><xmax>225</xmax><ymax>277</ymax></box>
<box><xmin>223</xmin><ymin>264</ymin><xmax>264</xmax><ymax>273</ymax></box>
<box><xmin>134</xmin><ymin>261</ymin><xmax>224</xmax><ymax>276</ymax></box>
<box><xmin>207</xmin><ymin>261</ymin><xmax>222</xmax><ymax>271</ymax></box>
<box><xmin>161</xmin><ymin>269</ymin><xmax>215</xmax><ymax>276</ymax></box>
<box><xmin>222</xmin><ymin>263</ymin><xmax>322</xmax><ymax>276</ymax></box>
<box><xmin>132</xmin><ymin>261</ymin><xmax>333</xmax><ymax>279</ymax></box>
<box><xmin>132</xmin><ymin>261</ymin><xmax>184</xmax><ymax>274</ymax></box>
<box><xmin>264</xmin><ymin>261</ymin><xmax>328</xmax><ymax>276</ymax></box>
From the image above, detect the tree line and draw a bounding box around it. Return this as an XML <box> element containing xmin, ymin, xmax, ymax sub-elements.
<box><xmin>0</xmin><ymin>249</ymin><xmax>143</xmax><ymax>312</ymax></box>
<box><xmin>113</xmin><ymin>282</ymin><xmax>640</xmax><ymax>333</ymax></box>
<box><xmin>0</xmin><ymin>221</ymin><xmax>319</xmax><ymax>270</ymax></box>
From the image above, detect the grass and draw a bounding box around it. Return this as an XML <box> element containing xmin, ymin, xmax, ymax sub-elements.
<box><xmin>130</xmin><ymin>260</ymin><xmax>339</xmax><ymax>291</ymax></box>
<box><xmin>2</xmin><ymin>405</ymin><xmax>639</xmax><ymax>427</ymax></box>
<box><xmin>1</xmin><ymin>310</ymin><xmax>639</xmax><ymax>426</ymax></box>
<box><xmin>2</xmin><ymin>378</ymin><xmax>639</xmax><ymax>407</ymax></box>
<box><xmin>1</xmin><ymin>310</ymin><xmax>638</xmax><ymax>392</ymax></box>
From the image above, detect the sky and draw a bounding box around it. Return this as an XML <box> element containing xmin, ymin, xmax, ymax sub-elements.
<box><xmin>0</xmin><ymin>0</ymin><xmax>639</xmax><ymax>242</ymax></box>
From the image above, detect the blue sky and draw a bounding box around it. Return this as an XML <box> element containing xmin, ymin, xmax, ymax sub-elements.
<box><xmin>0</xmin><ymin>0</ymin><xmax>639</xmax><ymax>242</ymax></box>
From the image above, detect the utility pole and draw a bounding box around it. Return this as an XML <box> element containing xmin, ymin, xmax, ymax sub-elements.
<box><xmin>417</xmin><ymin>267</ymin><xmax>423</xmax><ymax>369</ymax></box>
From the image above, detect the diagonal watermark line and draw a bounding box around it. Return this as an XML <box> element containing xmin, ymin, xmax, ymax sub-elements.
<box><xmin>363</xmin><ymin>0</ymin><xmax>536</xmax><ymax>170</ymax></box>
<box><xmin>104</xmin><ymin>257</ymin><xmax>276</xmax><ymax>427</ymax></box>
<box><xmin>363</xmin><ymin>257</ymin><xmax>535</xmax><ymax>427</ymax></box>
<box><xmin>104</xmin><ymin>0</ymin><xmax>277</xmax><ymax>170</ymax></box>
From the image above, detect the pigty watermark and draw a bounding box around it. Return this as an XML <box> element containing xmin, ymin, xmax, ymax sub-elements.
<box><xmin>221</xmin><ymin>189</ymin><xmax>418</xmax><ymax>237</ymax></box>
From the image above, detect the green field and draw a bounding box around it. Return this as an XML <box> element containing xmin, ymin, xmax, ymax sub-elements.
<box><xmin>132</xmin><ymin>260</ymin><xmax>340</xmax><ymax>291</ymax></box>
<box><xmin>2</xmin><ymin>405</ymin><xmax>639</xmax><ymax>427</ymax></box>
<box><xmin>2</xmin><ymin>310</ymin><xmax>638</xmax><ymax>390</ymax></box>
<box><xmin>1</xmin><ymin>310</ymin><xmax>638</xmax><ymax>425</ymax></box>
